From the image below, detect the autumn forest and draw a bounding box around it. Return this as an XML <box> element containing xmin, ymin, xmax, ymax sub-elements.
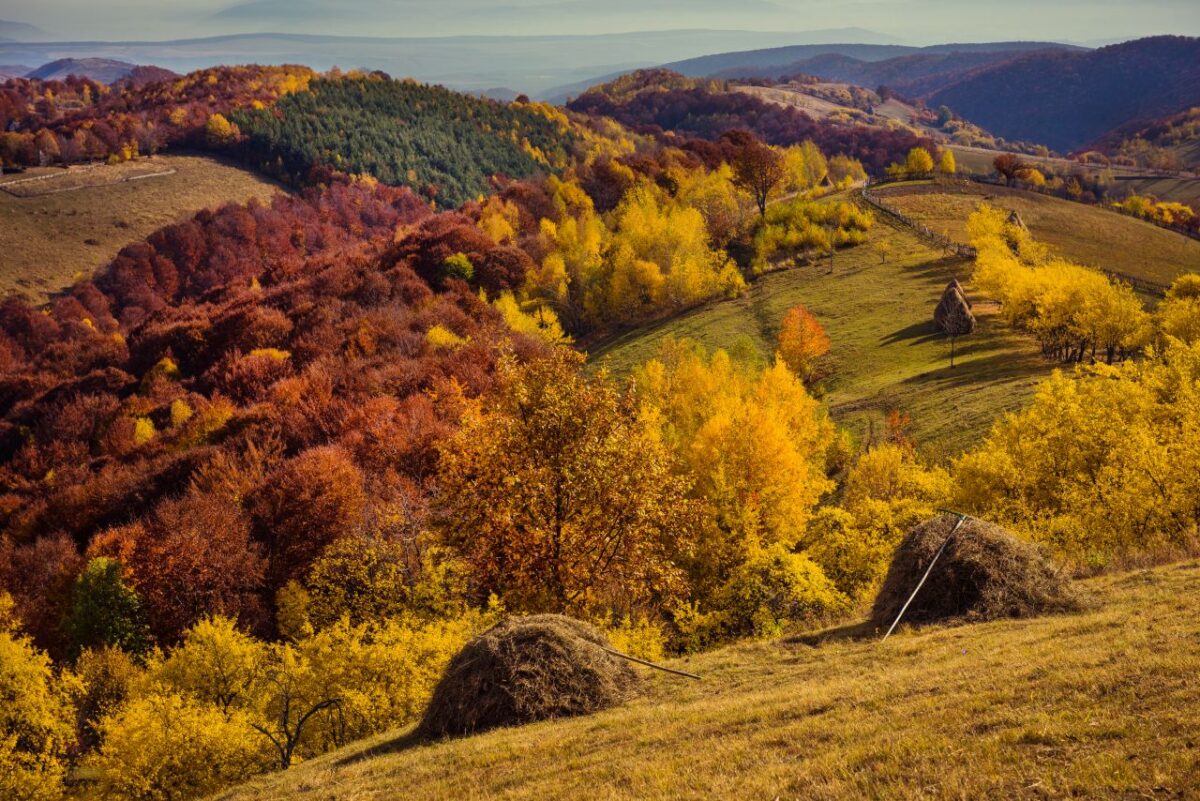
<box><xmin>2</xmin><ymin>36</ymin><xmax>1200</xmax><ymax>801</ymax></box>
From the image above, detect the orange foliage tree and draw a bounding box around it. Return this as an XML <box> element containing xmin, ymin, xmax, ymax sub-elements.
<box><xmin>776</xmin><ymin>304</ymin><xmax>831</xmax><ymax>382</ymax></box>
<box><xmin>434</xmin><ymin>350</ymin><xmax>692</xmax><ymax>616</ymax></box>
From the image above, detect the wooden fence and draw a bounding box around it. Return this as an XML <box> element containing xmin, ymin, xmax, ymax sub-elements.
<box><xmin>856</xmin><ymin>184</ymin><xmax>1171</xmax><ymax>297</ymax></box>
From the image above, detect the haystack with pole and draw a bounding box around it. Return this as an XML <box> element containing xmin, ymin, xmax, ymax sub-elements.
<box><xmin>872</xmin><ymin>513</ymin><xmax>1080</xmax><ymax>634</ymax></box>
<box><xmin>933</xmin><ymin>283</ymin><xmax>976</xmax><ymax>367</ymax></box>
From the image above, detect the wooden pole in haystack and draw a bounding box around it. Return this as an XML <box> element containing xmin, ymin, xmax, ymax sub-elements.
<box><xmin>880</xmin><ymin>510</ymin><xmax>971</xmax><ymax>642</ymax></box>
<box><xmin>600</xmin><ymin>647</ymin><xmax>703</xmax><ymax>680</ymax></box>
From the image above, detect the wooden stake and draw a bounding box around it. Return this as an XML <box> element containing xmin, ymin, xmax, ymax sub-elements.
<box><xmin>601</xmin><ymin>647</ymin><xmax>702</xmax><ymax>680</ymax></box>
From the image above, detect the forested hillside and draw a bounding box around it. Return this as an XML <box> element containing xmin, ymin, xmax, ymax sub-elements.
<box><xmin>928</xmin><ymin>36</ymin><xmax>1200</xmax><ymax>152</ymax></box>
<box><xmin>1</xmin><ymin>67</ymin><xmax>578</xmax><ymax>208</ymax></box>
<box><xmin>231</xmin><ymin>76</ymin><xmax>576</xmax><ymax>207</ymax></box>
<box><xmin>4</xmin><ymin>58</ymin><xmax>1200</xmax><ymax>801</ymax></box>
<box><xmin>567</xmin><ymin>70</ymin><xmax>932</xmax><ymax>173</ymax></box>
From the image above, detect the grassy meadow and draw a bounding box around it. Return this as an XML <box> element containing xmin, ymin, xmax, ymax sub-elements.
<box><xmin>875</xmin><ymin>181</ymin><xmax>1200</xmax><ymax>288</ymax></box>
<box><xmin>0</xmin><ymin>154</ymin><xmax>283</xmax><ymax>301</ymax></box>
<box><xmin>212</xmin><ymin>559</ymin><xmax>1200</xmax><ymax>801</ymax></box>
<box><xmin>590</xmin><ymin>214</ymin><xmax>1052</xmax><ymax>459</ymax></box>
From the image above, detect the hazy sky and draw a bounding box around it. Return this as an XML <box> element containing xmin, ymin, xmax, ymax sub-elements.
<box><xmin>2</xmin><ymin>0</ymin><xmax>1199</xmax><ymax>43</ymax></box>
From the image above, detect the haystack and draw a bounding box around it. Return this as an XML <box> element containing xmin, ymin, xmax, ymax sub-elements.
<box><xmin>1006</xmin><ymin>209</ymin><xmax>1028</xmax><ymax>231</ymax></box>
<box><xmin>417</xmin><ymin>615</ymin><xmax>638</xmax><ymax>739</ymax></box>
<box><xmin>871</xmin><ymin>514</ymin><xmax>1079</xmax><ymax>629</ymax></box>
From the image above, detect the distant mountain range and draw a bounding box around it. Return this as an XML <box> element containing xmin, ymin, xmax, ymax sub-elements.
<box><xmin>926</xmin><ymin>36</ymin><xmax>1200</xmax><ymax>152</ymax></box>
<box><xmin>0</xmin><ymin>19</ymin><xmax>52</xmax><ymax>42</ymax></box>
<box><xmin>0</xmin><ymin>29</ymin><xmax>902</xmax><ymax>95</ymax></box>
<box><xmin>0</xmin><ymin>58</ymin><xmax>176</xmax><ymax>85</ymax></box>
<box><xmin>637</xmin><ymin>35</ymin><xmax>1200</xmax><ymax>153</ymax></box>
<box><xmin>661</xmin><ymin>41</ymin><xmax>1080</xmax><ymax>78</ymax></box>
<box><xmin>537</xmin><ymin>42</ymin><xmax>1074</xmax><ymax>104</ymax></box>
<box><xmin>0</xmin><ymin>63</ymin><xmax>33</xmax><ymax>80</ymax></box>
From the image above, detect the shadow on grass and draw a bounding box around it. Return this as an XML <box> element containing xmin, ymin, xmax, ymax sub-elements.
<box><xmin>899</xmin><ymin>348</ymin><xmax>1050</xmax><ymax>391</ymax></box>
<box><xmin>784</xmin><ymin>620</ymin><xmax>877</xmax><ymax>648</ymax></box>
<box><xmin>880</xmin><ymin>319</ymin><xmax>939</xmax><ymax>346</ymax></box>
<box><xmin>334</xmin><ymin>730</ymin><xmax>426</xmax><ymax>767</ymax></box>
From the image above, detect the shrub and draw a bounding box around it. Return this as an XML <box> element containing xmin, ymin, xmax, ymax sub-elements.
<box><xmin>0</xmin><ymin>627</ymin><xmax>74</xmax><ymax>801</ymax></box>
<box><xmin>87</xmin><ymin>692</ymin><xmax>271</xmax><ymax>801</ymax></box>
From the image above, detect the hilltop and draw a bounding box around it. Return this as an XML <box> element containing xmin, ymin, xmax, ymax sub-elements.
<box><xmin>928</xmin><ymin>36</ymin><xmax>1200</xmax><ymax>152</ymax></box>
<box><xmin>213</xmin><ymin>559</ymin><xmax>1200</xmax><ymax>801</ymax></box>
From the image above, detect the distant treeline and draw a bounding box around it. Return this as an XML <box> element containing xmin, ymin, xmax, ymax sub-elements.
<box><xmin>568</xmin><ymin>69</ymin><xmax>934</xmax><ymax>175</ymax></box>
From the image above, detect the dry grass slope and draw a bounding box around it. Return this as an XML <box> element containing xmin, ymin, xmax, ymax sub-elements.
<box><xmin>875</xmin><ymin>181</ymin><xmax>1200</xmax><ymax>289</ymax></box>
<box><xmin>0</xmin><ymin>154</ymin><xmax>283</xmax><ymax>301</ymax></box>
<box><xmin>211</xmin><ymin>560</ymin><xmax>1200</xmax><ymax>801</ymax></box>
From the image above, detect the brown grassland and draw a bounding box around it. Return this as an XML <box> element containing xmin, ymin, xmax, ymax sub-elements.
<box><xmin>0</xmin><ymin>154</ymin><xmax>283</xmax><ymax>301</ymax></box>
<box><xmin>212</xmin><ymin>559</ymin><xmax>1200</xmax><ymax>801</ymax></box>
<box><xmin>875</xmin><ymin>180</ymin><xmax>1200</xmax><ymax>289</ymax></box>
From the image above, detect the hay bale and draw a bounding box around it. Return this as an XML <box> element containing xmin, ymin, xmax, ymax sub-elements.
<box><xmin>417</xmin><ymin>614</ymin><xmax>638</xmax><ymax>739</ymax></box>
<box><xmin>871</xmin><ymin>514</ymin><xmax>1079</xmax><ymax>629</ymax></box>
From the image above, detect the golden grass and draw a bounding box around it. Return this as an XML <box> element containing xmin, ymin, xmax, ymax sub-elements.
<box><xmin>876</xmin><ymin>181</ymin><xmax>1200</xmax><ymax>288</ymax></box>
<box><xmin>212</xmin><ymin>560</ymin><xmax>1200</xmax><ymax>801</ymax></box>
<box><xmin>0</xmin><ymin>154</ymin><xmax>283</xmax><ymax>302</ymax></box>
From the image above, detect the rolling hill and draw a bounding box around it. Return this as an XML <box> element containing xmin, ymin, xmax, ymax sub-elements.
<box><xmin>212</xmin><ymin>559</ymin><xmax>1200</xmax><ymax>801</ymax></box>
<box><xmin>927</xmin><ymin>36</ymin><xmax>1200</xmax><ymax>152</ymax></box>
<box><xmin>23</xmin><ymin>57</ymin><xmax>167</xmax><ymax>83</ymax></box>
<box><xmin>0</xmin><ymin>154</ymin><xmax>284</xmax><ymax>301</ymax></box>
<box><xmin>872</xmin><ymin>180</ymin><xmax>1200</xmax><ymax>289</ymax></box>
<box><xmin>666</xmin><ymin>41</ymin><xmax>1082</xmax><ymax>94</ymax></box>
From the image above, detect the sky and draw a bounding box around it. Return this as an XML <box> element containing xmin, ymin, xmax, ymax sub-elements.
<box><xmin>3</xmin><ymin>0</ymin><xmax>1199</xmax><ymax>44</ymax></box>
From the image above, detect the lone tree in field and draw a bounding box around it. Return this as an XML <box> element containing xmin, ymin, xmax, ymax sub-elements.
<box><xmin>777</xmin><ymin>304</ymin><xmax>831</xmax><ymax>383</ymax></box>
<box><xmin>731</xmin><ymin>139</ymin><xmax>786</xmax><ymax>218</ymax></box>
<box><xmin>934</xmin><ymin>282</ymin><xmax>976</xmax><ymax>367</ymax></box>
<box><xmin>993</xmin><ymin>153</ymin><xmax>1026</xmax><ymax>186</ymax></box>
<box><xmin>905</xmin><ymin>147</ymin><xmax>934</xmax><ymax>177</ymax></box>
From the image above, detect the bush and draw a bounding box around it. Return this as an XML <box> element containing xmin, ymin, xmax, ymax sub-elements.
<box><xmin>87</xmin><ymin>692</ymin><xmax>272</xmax><ymax>801</ymax></box>
<box><xmin>0</xmin><ymin>627</ymin><xmax>74</xmax><ymax>801</ymax></box>
<box><xmin>713</xmin><ymin>544</ymin><xmax>848</xmax><ymax>639</ymax></box>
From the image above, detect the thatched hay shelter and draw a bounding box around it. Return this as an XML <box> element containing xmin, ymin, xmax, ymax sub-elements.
<box><xmin>946</xmin><ymin>278</ymin><xmax>971</xmax><ymax>308</ymax></box>
<box><xmin>1006</xmin><ymin>209</ymin><xmax>1028</xmax><ymax>231</ymax></box>
<box><xmin>417</xmin><ymin>615</ymin><xmax>638</xmax><ymax>739</ymax></box>
<box><xmin>871</xmin><ymin>514</ymin><xmax>1080</xmax><ymax>630</ymax></box>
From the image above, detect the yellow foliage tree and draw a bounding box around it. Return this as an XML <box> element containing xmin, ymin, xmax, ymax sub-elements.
<box><xmin>0</xmin><ymin>619</ymin><xmax>74</xmax><ymax>801</ymax></box>
<box><xmin>635</xmin><ymin>341</ymin><xmax>834</xmax><ymax>601</ymax></box>
<box><xmin>953</xmin><ymin>340</ymin><xmax>1200</xmax><ymax>568</ymax></box>
<box><xmin>804</xmin><ymin>444</ymin><xmax>951</xmax><ymax>601</ymax></box>
<box><xmin>905</xmin><ymin>147</ymin><xmax>934</xmax><ymax>176</ymax></box>
<box><xmin>205</xmin><ymin>113</ymin><xmax>240</xmax><ymax>147</ymax></box>
<box><xmin>435</xmin><ymin>350</ymin><xmax>692</xmax><ymax>616</ymax></box>
<box><xmin>938</xmin><ymin>149</ymin><xmax>957</xmax><ymax>174</ymax></box>
<box><xmin>87</xmin><ymin>691</ymin><xmax>271</xmax><ymax>801</ymax></box>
